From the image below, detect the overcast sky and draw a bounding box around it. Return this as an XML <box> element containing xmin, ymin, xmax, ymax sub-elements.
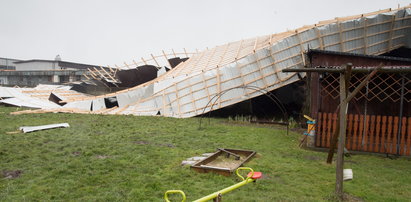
<box><xmin>0</xmin><ymin>0</ymin><xmax>410</xmax><ymax>66</ymax></box>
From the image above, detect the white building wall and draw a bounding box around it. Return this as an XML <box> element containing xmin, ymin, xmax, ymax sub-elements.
<box><xmin>0</xmin><ymin>58</ymin><xmax>20</xmax><ymax>67</ymax></box>
<box><xmin>0</xmin><ymin>76</ymin><xmax>8</xmax><ymax>85</ymax></box>
<box><xmin>15</xmin><ymin>61</ymin><xmax>59</xmax><ymax>71</ymax></box>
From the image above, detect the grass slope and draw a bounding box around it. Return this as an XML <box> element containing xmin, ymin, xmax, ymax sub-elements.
<box><xmin>0</xmin><ymin>106</ymin><xmax>410</xmax><ymax>201</ymax></box>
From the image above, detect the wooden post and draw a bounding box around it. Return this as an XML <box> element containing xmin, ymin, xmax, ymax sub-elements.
<box><xmin>335</xmin><ymin>66</ymin><xmax>348</xmax><ymax>199</ymax></box>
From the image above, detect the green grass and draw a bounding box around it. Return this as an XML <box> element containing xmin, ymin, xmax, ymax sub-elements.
<box><xmin>0</xmin><ymin>106</ymin><xmax>410</xmax><ymax>201</ymax></box>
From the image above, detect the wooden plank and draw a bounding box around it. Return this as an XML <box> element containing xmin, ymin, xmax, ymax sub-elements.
<box><xmin>235</xmin><ymin>40</ymin><xmax>244</xmax><ymax>60</ymax></box>
<box><xmin>387</xmin><ymin>116</ymin><xmax>393</xmax><ymax>154</ymax></box>
<box><xmin>316</xmin><ymin>113</ymin><xmax>322</xmax><ymax>147</ymax></box>
<box><xmin>353</xmin><ymin>114</ymin><xmax>359</xmax><ymax>151</ymax></box>
<box><xmin>375</xmin><ymin>116</ymin><xmax>381</xmax><ymax>153</ymax></box>
<box><xmin>162</xmin><ymin>50</ymin><xmax>173</xmax><ymax>68</ymax></box>
<box><xmin>315</xmin><ymin>27</ymin><xmax>324</xmax><ymax>50</ymax></box>
<box><xmin>322</xmin><ymin>113</ymin><xmax>328</xmax><ymax>147</ymax></box>
<box><xmin>331</xmin><ymin>113</ymin><xmax>337</xmax><ymax>148</ymax></box>
<box><xmin>369</xmin><ymin>115</ymin><xmax>376</xmax><ymax>152</ymax></box>
<box><xmin>363</xmin><ymin>18</ymin><xmax>368</xmax><ymax>54</ymax></box>
<box><xmin>406</xmin><ymin>117</ymin><xmax>411</xmax><ymax>156</ymax></box>
<box><xmin>392</xmin><ymin>116</ymin><xmax>399</xmax><ymax>154</ymax></box>
<box><xmin>400</xmin><ymin>117</ymin><xmax>407</xmax><ymax>155</ymax></box>
<box><xmin>326</xmin><ymin>113</ymin><xmax>333</xmax><ymax>148</ymax></box>
<box><xmin>150</xmin><ymin>54</ymin><xmax>161</xmax><ymax>67</ymax></box>
<box><xmin>381</xmin><ymin>116</ymin><xmax>387</xmax><ymax>153</ymax></box>
<box><xmin>358</xmin><ymin>115</ymin><xmax>364</xmax><ymax>151</ymax></box>
<box><xmin>363</xmin><ymin>115</ymin><xmax>370</xmax><ymax>151</ymax></box>
<box><xmin>388</xmin><ymin>15</ymin><xmax>396</xmax><ymax>51</ymax></box>
<box><xmin>346</xmin><ymin>114</ymin><xmax>354</xmax><ymax>150</ymax></box>
<box><xmin>183</xmin><ymin>48</ymin><xmax>189</xmax><ymax>57</ymax></box>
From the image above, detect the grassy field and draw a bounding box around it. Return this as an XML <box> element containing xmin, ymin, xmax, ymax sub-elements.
<box><xmin>1</xmin><ymin>106</ymin><xmax>410</xmax><ymax>201</ymax></box>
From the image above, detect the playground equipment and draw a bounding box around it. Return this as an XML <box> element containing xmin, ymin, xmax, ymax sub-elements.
<box><xmin>299</xmin><ymin>115</ymin><xmax>316</xmax><ymax>147</ymax></box>
<box><xmin>164</xmin><ymin>167</ymin><xmax>262</xmax><ymax>202</ymax></box>
<box><xmin>303</xmin><ymin>115</ymin><xmax>316</xmax><ymax>137</ymax></box>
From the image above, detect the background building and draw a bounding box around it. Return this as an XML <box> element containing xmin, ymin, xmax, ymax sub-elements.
<box><xmin>0</xmin><ymin>55</ymin><xmax>100</xmax><ymax>87</ymax></box>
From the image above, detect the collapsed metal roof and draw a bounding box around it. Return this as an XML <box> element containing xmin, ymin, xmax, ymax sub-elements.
<box><xmin>6</xmin><ymin>7</ymin><xmax>411</xmax><ymax>117</ymax></box>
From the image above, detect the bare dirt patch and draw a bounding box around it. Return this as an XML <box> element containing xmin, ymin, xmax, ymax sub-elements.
<box><xmin>2</xmin><ymin>170</ymin><xmax>23</xmax><ymax>179</ymax></box>
<box><xmin>133</xmin><ymin>140</ymin><xmax>150</xmax><ymax>145</ymax></box>
<box><xmin>304</xmin><ymin>155</ymin><xmax>323</xmax><ymax>161</ymax></box>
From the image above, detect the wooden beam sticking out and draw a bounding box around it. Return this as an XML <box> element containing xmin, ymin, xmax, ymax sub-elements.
<box><xmin>141</xmin><ymin>57</ymin><xmax>147</xmax><ymax>65</ymax></box>
<box><xmin>83</xmin><ymin>73</ymin><xmax>91</xmax><ymax>80</ymax></box>
<box><xmin>124</xmin><ymin>62</ymin><xmax>131</xmax><ymax>69</ymax></box>
<box><xmin>132</xmin><ymin>60</ymin><xmax>139</xmax><ymax>69</ymax></box>
<box><xmin>253</xmin><ymin>37</ymin><xmax>258</xmax><ymax>53</ymax></box>
<box><xmin>269</xmin><ymin>34</ymin><xmax>273</xmax><ymax>45</ymax></box>
<box><xmin>107</xmin><ymin>65</ymin><xmax>115</xmax><ymax>73</ymax></box>
<box><xmin>172</xmin><ymin>49</ymin><xmax>177</xmax><ymax>58</ymax></box>
<box><xmin>162</xmin><ymin>50</ymin><xmax>173</xmax><ymax>68</ymax></box>
<box><xmin>183</xmin><ymin>48</ymin><xmax>189</xmax><ymax>57</ymax></box>
<box><xmin>93</xmin><ymin>67</ymin><xmax>108</xmax><ymax>81</ymax></box>
<box><xmin>87</xmin><ymin>68</ymin><xmax>98</xmax><ymax>79</ymax></box>
<box><xmin>99</xmin><ymin>66</ymin><xmax>118</xmax><ymax>86</ymax></box>
<box><xmin>151</xmin><ymin>54</ymin><xmax>160</xmax><ymax>67</ymax></box>
<box><xmin>235</xmin><ymin>40</ymin><xmax>244</xmax><ymax>60</ymax></box>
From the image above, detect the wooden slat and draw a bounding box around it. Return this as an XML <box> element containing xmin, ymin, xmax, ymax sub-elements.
<box><xmin>353</xmin><ymin>114</ymin><xmax>359</xmax><ymax>151</ymax></box>
<box><xmin>331</xmin><ymin>113</ymin><xmax>337</xmax><ymax>148</ymax></box>
<box><xmin>363</xmin><ymin>115</ymin><xmax>370</xmax><ymax>151</ymax></box>
<box><xmin>326</xmin><ymin>113</ymin><xmax>333</xmax><ymax>148</ymax></box>
<box><xmin>369</xmin><ymin>115</ymin><xmax>376</xmax><ymax>152</ymax></box>
<box><xmin>400</xmin><ymin>117</ymin><xmax>407</xmax><ymax>155</ymax></box>
<box><xmin>381</xmin><ymin>116</ymin><xmax>387</xmax><ymax>153</ymax></box>
<box><xmin>347</xmin><ymin>114</ymin><xmax>354</xmax><ymax>150</ymax></box>
<box><xmin>392</xmin><ymin>116</ymin><xmax>399</xmax><ymax>154</ymax></box>
<box><xmin>316</xmin><ymin>113</ymin><xmax>322</xmax><ymax>147</ymax></box>
<box><xmin>358</xmin><ymin>115</ymin><xmax>364</xmax><ymax>151</ymax></box>
<box><xmin>322</xmin><ymin>113</ymin><xmax>328</xmax><ymax>147</ymax></box>
<box><xmin>406</xmin><ymin>117</ymin><xmax>411</xmax><ymax>156</ymax></box>
<box><xmin>375</xmin><ymin>116</ymin><xmax>381</xmax><ymax>153</ymax></box>
<box><xmin>387</xmin><ymin>116</ymin><xmax>393</xmax><ymax>154</ymax></box>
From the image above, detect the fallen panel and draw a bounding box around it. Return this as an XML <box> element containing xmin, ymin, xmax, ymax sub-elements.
<box><xmin>19</xmin><ymin>123</ymin><xmax>70</xmax><ymax>133</ymax></box>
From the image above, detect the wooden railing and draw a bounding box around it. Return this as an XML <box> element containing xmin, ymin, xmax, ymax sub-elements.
<box><xmin>316</xmin><ymin>112</ymin><xmax>411</xmax><ymax>156</ymax></box>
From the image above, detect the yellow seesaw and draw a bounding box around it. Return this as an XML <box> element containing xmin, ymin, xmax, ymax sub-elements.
<box><xmin>164</xmin><ymin>167</ymin><xmax>262</xmax><ymax>202</ymax></box>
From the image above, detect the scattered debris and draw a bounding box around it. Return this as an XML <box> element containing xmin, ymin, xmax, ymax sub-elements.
<box><xmin>133</xmin><ymin>140</ymin><xmax>150</xmax><ymax>145</ymax></box>
<box><xmin>19</xmin><ymin>123</ymin><xmax>70</xmax><ymax>133</ymax></box>
<box><xmin>157</xmin><ymin>143</ymin><xmax>175</xmax><ymax>148</ymax></box>
<box><xmin>218</xmin><ymin>148</ymin><xmax>241</xmax><ymax>160</ymax></box>
<box><xmin>181</xmin><ymin>153</ymin><xmax>214</xmax><ymax>166</ymax></box>
<box><xmin>6</xmin><ymin>130</ymin><xmax>21</xmax><ymax>134</ymax></box>
<box><xmin>2</xmin><ymin>170</ymin><xmax>23</xmax><ymax>179</ymax></box>
<box><xmin>181</xmin><ymin>160</ymin><xmax>197</xmax><ymax>166</ymax></box>
<box><xmin>343</xmin><ymin>169</ymin><xmax>353</xmax><ymax>181</ymax></box>
<box><xmin>95</xmin><ymin>155</ymin><xmax>110</xmax><ymax>159</ymax></box>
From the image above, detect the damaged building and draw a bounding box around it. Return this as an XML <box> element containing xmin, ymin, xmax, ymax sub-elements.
<box><xmin>1</xmin><ymin>7</ymin><xmax>411</xmax><ymax>126</ymax></box>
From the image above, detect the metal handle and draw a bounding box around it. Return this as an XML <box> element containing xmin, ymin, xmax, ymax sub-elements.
<box><xmin>235</xmin><ymin>167</ymin><xmax>254</xmax><ymax>181</ymax></box>
<box><xmin>164</xmin><ymin>190</ymin><xmax>186</xmax><ymax>202</ymax></box>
